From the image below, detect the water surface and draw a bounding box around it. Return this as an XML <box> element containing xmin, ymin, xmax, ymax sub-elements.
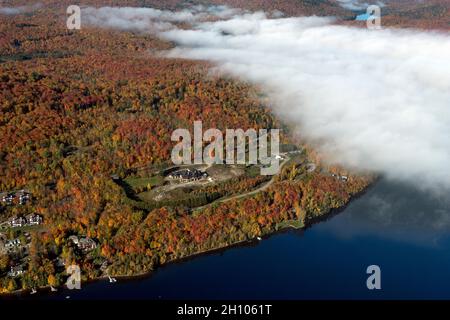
<box><xmin>19</xmin><ymin>179</ymin><xmax>450</xmax><ymax>300</ymax></box>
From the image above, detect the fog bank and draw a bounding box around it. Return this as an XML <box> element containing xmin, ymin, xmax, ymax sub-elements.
<box><xmin>84</xmin><ymin>6</ymin><xmax>450</xmax><ymax>193</ymax></box>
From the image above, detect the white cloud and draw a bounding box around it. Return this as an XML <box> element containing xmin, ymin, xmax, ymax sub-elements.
<box><xmin>162</xmin><ymin>14</ymin><xmax>450</xmax><ymax>194</ymax></box>
<box><xmin>0</xmin><ymin>3</ymin><xmax>41</xmax><ymax>15</ymax></box>
<box><xmin>82</xmin><ymin>5</ymin><xmax>243</xmax><ymax>32</ymax></box>
<box><xmin>81</xmin><ymin>7</ymin><xmax>450</xmax><ymax>194</ymax></box>
<box><xmin>0</xmin><ymin>7</ymin><xmax>22</xmax><ymax>15</ymax></box>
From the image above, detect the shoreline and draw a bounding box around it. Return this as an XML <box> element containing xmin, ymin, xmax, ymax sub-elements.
<box><xmin>3</xmin><ymin>177</ymin><xmax>377</xmax><ymax>299</ymax></box>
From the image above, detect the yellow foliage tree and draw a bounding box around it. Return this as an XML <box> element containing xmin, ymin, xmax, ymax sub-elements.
<box><xmin>48</xmin><ymin>274</ymin><xmax>58</xmax><ymax>287</ymax></box>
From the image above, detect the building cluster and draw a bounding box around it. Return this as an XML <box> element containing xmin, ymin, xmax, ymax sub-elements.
<box><xmin>0</xmin><ymin>231</ymin><xmax>31</xmax><ymax>278</ymax></box>
<box><xmin>167</xmin><ymin>169</ymin><xmax>208</xmax><ymax>183</ymax></box>
<box><xmin>4</xmin><ymin>238</ymin><xmax>21</xmax><ymax>253</ymax></box>
<box><xmin>331</xmin><ymin>173</ymin><xmax>348</xmax><ymax>182</ymax></box>
<box><xmin>2</xmin><ymin>214</ymin><xmax>43</xmax><ymax>229</ymax></box>
<box><xmin>7</xmin><ymin>265</ymin><xmax>25</xmax><ymax>278</ymax></box>
<box><xmin>0</xmin><ymin>232</ymin><xmax>31</xmax><ymax>256</ymax></box>
<box><xmin>0</xmin><ymin>190</ymin><xmax>31</xmax><ymax>206</ymax></box>
<box><xmin>68</xmin><ymin>235</ymin><xmax>97</xmax><ymax>253</ymax></box>
<box><xmin>0</xmin><ymin>237</ymin><xmax>28</xmax><ymax>278</ymax></box>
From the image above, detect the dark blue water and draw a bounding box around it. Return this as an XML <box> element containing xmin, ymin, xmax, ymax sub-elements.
<box><xmin>18</xmin><ymin>179</ymin><xmax>450</xmax><ymax>299</ymax></box>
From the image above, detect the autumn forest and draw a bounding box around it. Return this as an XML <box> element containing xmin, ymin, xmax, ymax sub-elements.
<box><xmin>0</xmin><ymin>0</ymin><xmax>377</xmax><ymax>294</ymax></box>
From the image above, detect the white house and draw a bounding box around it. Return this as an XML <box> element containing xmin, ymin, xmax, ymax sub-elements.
<box><xmin>8</xmin><ymin>265</ymin><xmax>24</xmax><ymax>277</ymax></box>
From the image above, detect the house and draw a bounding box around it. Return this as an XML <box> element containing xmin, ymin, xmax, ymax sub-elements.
<box><xmin>26</xmin><ymin>213</ymin><xmax>43</xmax><ymax>226</ymax></box>
<box><xmin>4</xmin><ymin>238</ymin><xmax>22</xmax><ymax>254</ymax></box>
<box><xmin>17</xmin><ymin>190</ymin><xmax>31</xmax><ymax>205</ymax></box>
<box><xmin>5</xmin><ymin>239</ymin><xmax>21</xmax><ymax>250</ymax></box>
<box><xmin>168</xmin><ymin>169</ymin><xmax>208</xmax><ymax>183</ymax></box>
<box><xmin>8</xmin><ymin>265</ymin><xmax>24</xmax><ymax>278</ymax></box>
<box><xmin>5</xmin><ymin>214</ymin><xmax>42</xmax><ymax>229</ymax></box>
<box><xmin>69</xmin><ymin>235</ymin><xmax>97</xmax><ymax>253</ymax></box>
<box><xmin>100</xmin><ymin>260</ymin><xmax>109</xmax><ymax>272</ymax></box>
<box><xmin>0</xmin><ymin>190</ymin><xmax>32</xmax><ymax>206</ymax></box>
<box><xmin>1</xmin><ymin>193</ymin><xmax>14</xmax><ymax>205</ymax></box>
<box><xmin>68</xmin><ymin>235</ymin><xmax>79</xmax><ymax>245</ymax></box>
<box><xmin>331</xmin><ymin>174</ymin><xmax>348</xmax><ymax>182</ymax></box>
<box><xmin>23</xmin><ymin>232</ymin><xmax>31</xmax><ymax>242</ymax></box>
<box><xmin>78</xmin><ymin>237</ymin><xmax>97</xmax><ymax>252</ymax></box>
<box><xmin>9</xmin><ymin>216</ymin><xmax>26</xmax><ymax>228</ymax></box>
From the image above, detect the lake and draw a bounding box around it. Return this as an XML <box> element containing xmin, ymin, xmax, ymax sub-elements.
<box><xmin>355</xmin><ymin>13</ymin><xmax>371</xmax><ymax>21</ymax></box>
<box><xmin>17</xmin><ymin>178</ymin><xmax>450</xmax><ymax>300</ymax></box>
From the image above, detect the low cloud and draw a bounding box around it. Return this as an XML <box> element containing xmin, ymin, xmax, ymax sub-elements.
<box><xmin>81</xmin><ymin>7</ymin><xmax>450</xmax><ymax>194</ymax></box>
<box><xmin>82</xmin><ymin>5</ymin><xmax>243</xmax><ymax>32</ymax></box>
<box><xmin>0</xmin><ymin>3</ymin><xmax>41</xmax><ymax>15</ymax></box>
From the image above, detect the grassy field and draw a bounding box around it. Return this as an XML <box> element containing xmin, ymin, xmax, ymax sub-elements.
<box><xmin>124</xmin><ymin>175</ymin><xmax>165</xmax><ymax>192</ymax></box>
<box><xmin>244</xmin><ymin>165</ymin><xmax>262</xmax><ymax>178</ymax></box>
<box><xmin>276</xmin><ymin>219</ymin><xmax>304</xmax><ymax>230</ymax></box>
<box><xmin>0</xmin><ymin>224</ymin><xmax>45</xmax><ymax>234</ymax></box>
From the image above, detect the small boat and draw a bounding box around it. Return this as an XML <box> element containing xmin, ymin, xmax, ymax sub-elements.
<box><xmin>65</xmin><ymin>296</ymin><xmax>71</xmax><ymax>299</ymax></box>
<box><xmin>50</xmin><ymin>286</ymin><xmax>58</xmax><ymax>292</ymax></box>
<box><xmin>257</xmin><ymin>237</ymin><xmax>262</xmax><ymax>241</ymax></box>
<box><xmin>30</xmin><ymin>288</ymin><xmax>37</xmax><ymax>295</ymax></box>
<box><xmin>108</xmin><ymin>276</ymin><xmax>117</xmax><ymax>283</ymax></box>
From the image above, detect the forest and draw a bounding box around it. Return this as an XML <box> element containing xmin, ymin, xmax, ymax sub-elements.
<box><xmin>0</xmin><ymin>1</ymin><xmax>379</xmax><ymax>293</ymax></box>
